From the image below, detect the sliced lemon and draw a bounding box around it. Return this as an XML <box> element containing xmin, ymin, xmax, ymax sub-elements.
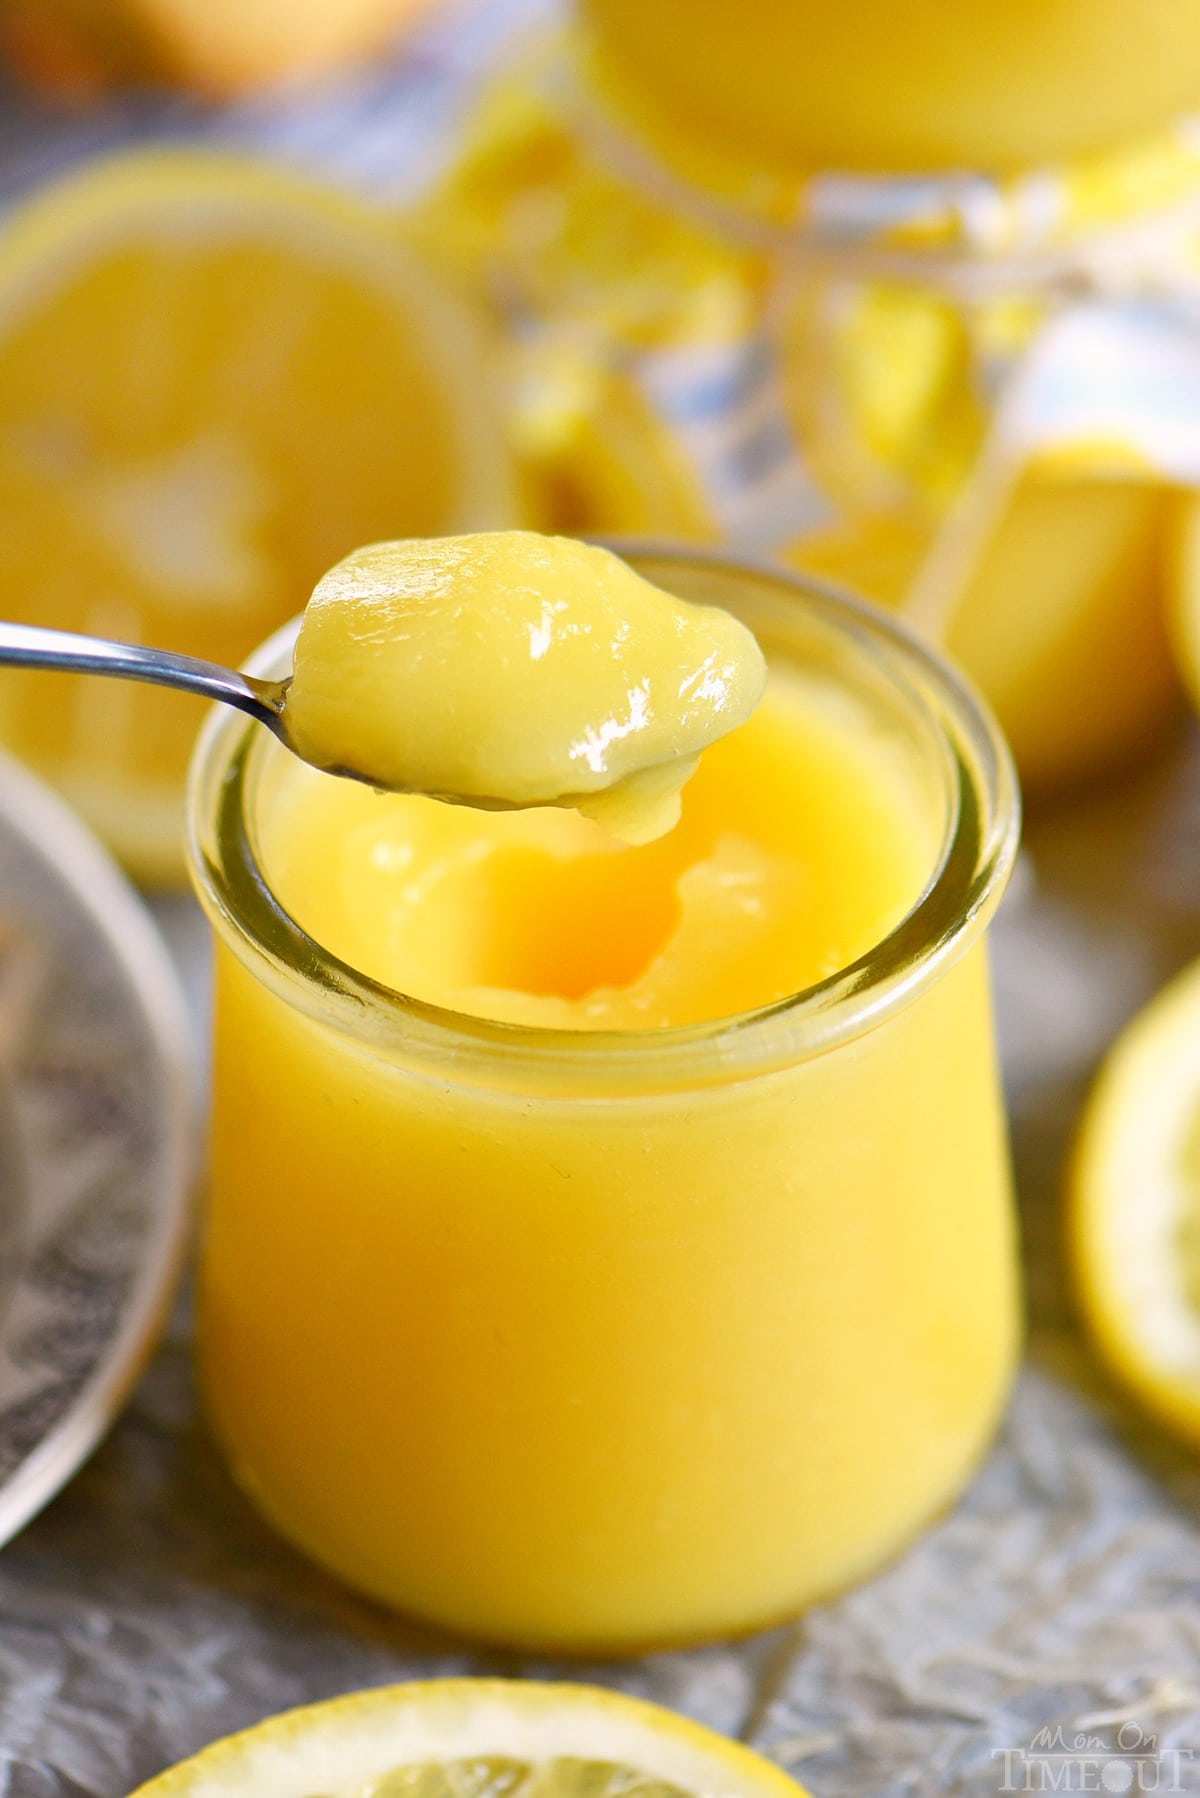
<box><xmin>1166</xmin><ymin>487</ymin><xmax>1200</xmax><ymax>720</ymax></box>
<box><xmin>1072</xmin><ymin>956</ymin><xmax>1200</xmax><ymax>1447</ymax></box>
<box><xmin>0</xmin><ymin>0</ymin><xmax>436</xmax><ymax>97</ymax></box>
<box><xmin>128</xmin><ymin>1680</ymin><xmax>810</xmax><ymax>1798</ymax></box>
<box><xmin>522</xmin><ymin>366</ymin><xmax>717</xmax><ymax>540</ymax></box>
<box><xmin>782</xmin><ymin>511</ymin><xmax>930</xmax><ymax>610</ymax></box>
<box><xmin>940</xmin><ymin>476</ymin><xmax>1181</xmax><ymax>795</ymax></box>
<box><xmin>0</xmin><ymin>149</ymin><xmax>516</xmax><ymax>882</ymax></box>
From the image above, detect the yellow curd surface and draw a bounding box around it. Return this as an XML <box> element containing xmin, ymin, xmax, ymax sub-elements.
<box><xmin>196</xmin><ymin>549</ymin><xmax>1020</xmax><ymax>1650</ymax></box>
<box><xmin>262</xmin><ymin>671</ymin><xmax>926</xmax><ymax>1029</ymax></box>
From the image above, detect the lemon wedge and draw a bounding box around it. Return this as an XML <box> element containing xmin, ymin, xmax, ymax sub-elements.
<box><xmin>1072</xmin><ymin>957</ymin><xmax>1200</xmax><ymax>1447</ymax></box>
<box><xmin>519</xmin><ymin>365</ymin><xmax>716</xmax><ymax>541</ymax></box>
<box><xmin>127</xmin><ymin>1680</ymin><xmax>810</xmax><ymax>1798</ymax></box>
<box><xmin>0</xmin><ymin>0</ymin><xmax>436</xmax><ymax>96</ymax></box>
<box><xmin>1167</xmin><ymin>488</ymin><xmax>1200</xmax><ymax>722</ymax></box>
<box><xmin>940</xmin><ymin>477</ymin><xmax>1180</xmax><ymax>795</ymax></box>
<box><xmin>790</xmin><ymin>478</ymin><xmax>1181</xmax><ymax>796</ymax></box>
<box><xmin>0</xmin><ymin>149</ymin><xmax>516</xmax><ymax>881</ymax></box>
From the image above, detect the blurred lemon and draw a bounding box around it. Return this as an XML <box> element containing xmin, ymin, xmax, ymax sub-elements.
<box><xmin>518</xmin><ymin>363</ymin><xmax>716</xmax><ymax>540</ymax></box>
<box><xmin>0</xmin><ymin>150</ymin><xmax>516</xmax><ymax>881</ymax></box>
<box><xmin>0</xmin><ymin>0</ymin><xmax>437</xmax><ymax>97</ymax></box>
<box><xmin>128</xmin><ymin>1679</ymin><xmax>810</xmax><ymax>1798</ymax></box>
<box><xmin>789</xmin><ymin>479</ymin><xmax>1183</xmax><ymax>795</ymax></box>
<box><xmin>778</xmin><ymin>278</ymin><xmax>1184</xmax><ymax>795</ymax></box>
<box><xmin>940</xmin><ymin>477</ymin><xmax>1183</xmax><ymax>795</ymax></box>
<box><xmin>1072</xmin><ymin>958</ymin><xmax>1200</xmax><ymax>1449</ymax></box>
<box><xmin>1165</xmin><ymin>488</ymin><xmax>1200</xmax><ymax>718</ymax></box>
<box><xmin>782</xmin><ymin>512</ymin><xmax>929</xmax><ymax>611</ymax></box>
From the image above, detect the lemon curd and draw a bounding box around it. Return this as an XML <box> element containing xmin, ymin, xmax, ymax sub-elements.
<box><xmin>190</xmin><ymin>548</ymin><xmax>1020</xmax><ymax>1652</ymax></box>
<box><xmin>262</xmin><ymin>669</ymin><xmax>924</xmax><ymax>1029</ymax></box>
<box><xmin>284</xmin><ymin>533</ymin><xmax>765</xmax><ymax>843</ymax></box>
<box><xmin>583</xmin><ymin>0</ymin><xmax>1200</xmax><ymax>174</ymax></box>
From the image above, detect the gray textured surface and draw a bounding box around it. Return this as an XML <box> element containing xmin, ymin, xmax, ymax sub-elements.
<box><xmin>4</xmin><ymin>728</ymin><xmax>1200</xmax><ymax>1796</ymax></box>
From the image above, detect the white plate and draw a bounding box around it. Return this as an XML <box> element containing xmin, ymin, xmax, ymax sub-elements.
<box><xmin>0</xmin><ymin>749</ymin><xmax>195</xmax><ymax>1545</ymax></box>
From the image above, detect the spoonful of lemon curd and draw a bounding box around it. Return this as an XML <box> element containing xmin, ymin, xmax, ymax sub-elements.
<box><xmin>0</xmin><ymin>532</ymin><xmax>765</xmax><ymax>845</ymax></box>
<box><xmin>283</xmin><ymin>533</ymin><xmax>766</xmax><ymax>843</ymax></box>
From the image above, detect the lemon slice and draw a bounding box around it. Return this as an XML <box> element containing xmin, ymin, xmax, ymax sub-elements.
<box><xmin>512</xmin><ymin>359</ymin><xmax>715</xmax><ymax>540</ymax></box>
<box><xmin>1</xmin><ymin>0</ymin><xmax>437</xmax><ymax>97</ymax></box>
<box><xmin>1167</xmin><ymin>487</ymin><xmax>1200</xmax><ymax>719</ymax></box>
<box><xmin>128</xmin><ymin>1680</ymin><xmax>810</xmax><ymax>1798</ymax></box>
<box><xmin>938</xmin><ymin>476</ymin><xmax>1180</xmax><ymax>795</ymax></box>
<box><xmin>1072</xmin><ymin>957</ymin><xmax>1200</xmax><ymax>1446</ymax></box>
<box><xmin>0</xmin><ymin>149</ymin><xmax>516</xmax><ymax>882</ymax></box>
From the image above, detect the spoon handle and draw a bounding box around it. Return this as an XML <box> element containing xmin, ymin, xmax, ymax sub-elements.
<box><xmin>0</xmin><ymin>620</ymin><xmax>285</xmax><ymax>727</ymax></box>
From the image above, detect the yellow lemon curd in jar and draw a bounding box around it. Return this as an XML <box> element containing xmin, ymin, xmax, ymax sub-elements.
<box><xmin>197</xmin><ymin>535</ymin><xmax>1018</xmax><ymax>1651</ymax></box>
<box><xmin>265</xmin><ymin>662</ymin><xmax>923</xmax><ymax>1029</ymax></box>
<box><xmin>582</xmin><ymin>0</ymin><xmax>1200</xmax><ymax>174</ymax></box>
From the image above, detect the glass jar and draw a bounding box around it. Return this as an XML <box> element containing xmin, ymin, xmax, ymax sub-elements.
<box><xmin>187</xmin><ymin>545</ymin><xmax>1021</xmax><ymax>1654</ymax></box>
<box><xmin>423</xmin><ymin>50</ymin><xmax>1197</xmax><ymax>797</ymax></box>
<box><xmin>580</xmin><ymin>0</ymin><xmax>1200</xmax><ymax>174</ymax></box>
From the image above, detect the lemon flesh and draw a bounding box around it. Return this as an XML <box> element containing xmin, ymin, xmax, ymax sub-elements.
<box><xmin>325</xmin><ymin>1757</ymin><xmax>688</xmax><ymax>1798</ymax></box>
<box><xmin>1072</xmin><ymin>956</ymin><xmax>1200</xmax><ymax>1447</ymax></box>
<box><xmin>127</xmin><ymin>1680</ymin><xmax>810</xmax><ymax>1798</ymax></box>
<box><xmin>0</xmin><ymin>150</ymin><xmax>514</xmax><ymax>881</ymax></box>
<box><xmin>284</xmin><ymin>533</ymin><xmax>766</xmax><ymax>844</ymax></box>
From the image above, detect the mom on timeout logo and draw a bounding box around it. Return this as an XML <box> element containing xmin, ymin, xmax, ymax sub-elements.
<box><xmin>994</xmin><ymin>1722</ymin><xmax>1195</xmax><ymax>1792</ymax></box>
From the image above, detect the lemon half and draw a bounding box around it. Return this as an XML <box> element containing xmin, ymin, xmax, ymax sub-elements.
<box><xmin>1072</xmin><ymin>957</ymin><xmax>1200</xmax><ymax>1447</ymax></box>
<box><xmin>0</xmin><ymin>0</ymin><xmax>436</xmax><ymax>97</ymax></box>
<box><xmin>128</xmin><ymin>1680</ymin><xmax>810</xmax><ymax>1798</ymax></box>
<box><xmin>0</xmin><ymin>149</ymin><xmax>516</xmax><ymax>881</ymax></box>
<box><xmin>1167</xmin><ymin>489</ymin><xmax>1200</xmax><ymax>724</ymax></box>
<box><xmin>941</xmin><ymin>477</ymin><xmax>1180</xmax><ymax>795</ymax></box>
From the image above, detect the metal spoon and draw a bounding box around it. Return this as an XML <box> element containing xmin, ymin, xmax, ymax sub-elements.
<box><xmin>0</xmin><ymin>617</ymin><xmax>311</xmax><ymax>763</ymax></box>
<box><xmin>0</xmin><ymin>618</ymin><xmax>699</xmax><ymax>824</ymax></box>
<box><xmin>0</xmin><ymin>619</ymin><xmax>618</xmax><ymax>811</ymax></box>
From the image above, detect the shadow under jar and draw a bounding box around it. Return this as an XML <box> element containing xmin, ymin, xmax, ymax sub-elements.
<box><xmin>187</xmin><ymin>545</ymin><xmax>1021</xmax><ymax>1654</ymax></box>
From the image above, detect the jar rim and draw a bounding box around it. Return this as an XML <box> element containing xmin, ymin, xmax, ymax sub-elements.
<box><xmin>185</xmin><ymin>540</ymin><xmax>1019</xmax><ymax>1094</ymax></box>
